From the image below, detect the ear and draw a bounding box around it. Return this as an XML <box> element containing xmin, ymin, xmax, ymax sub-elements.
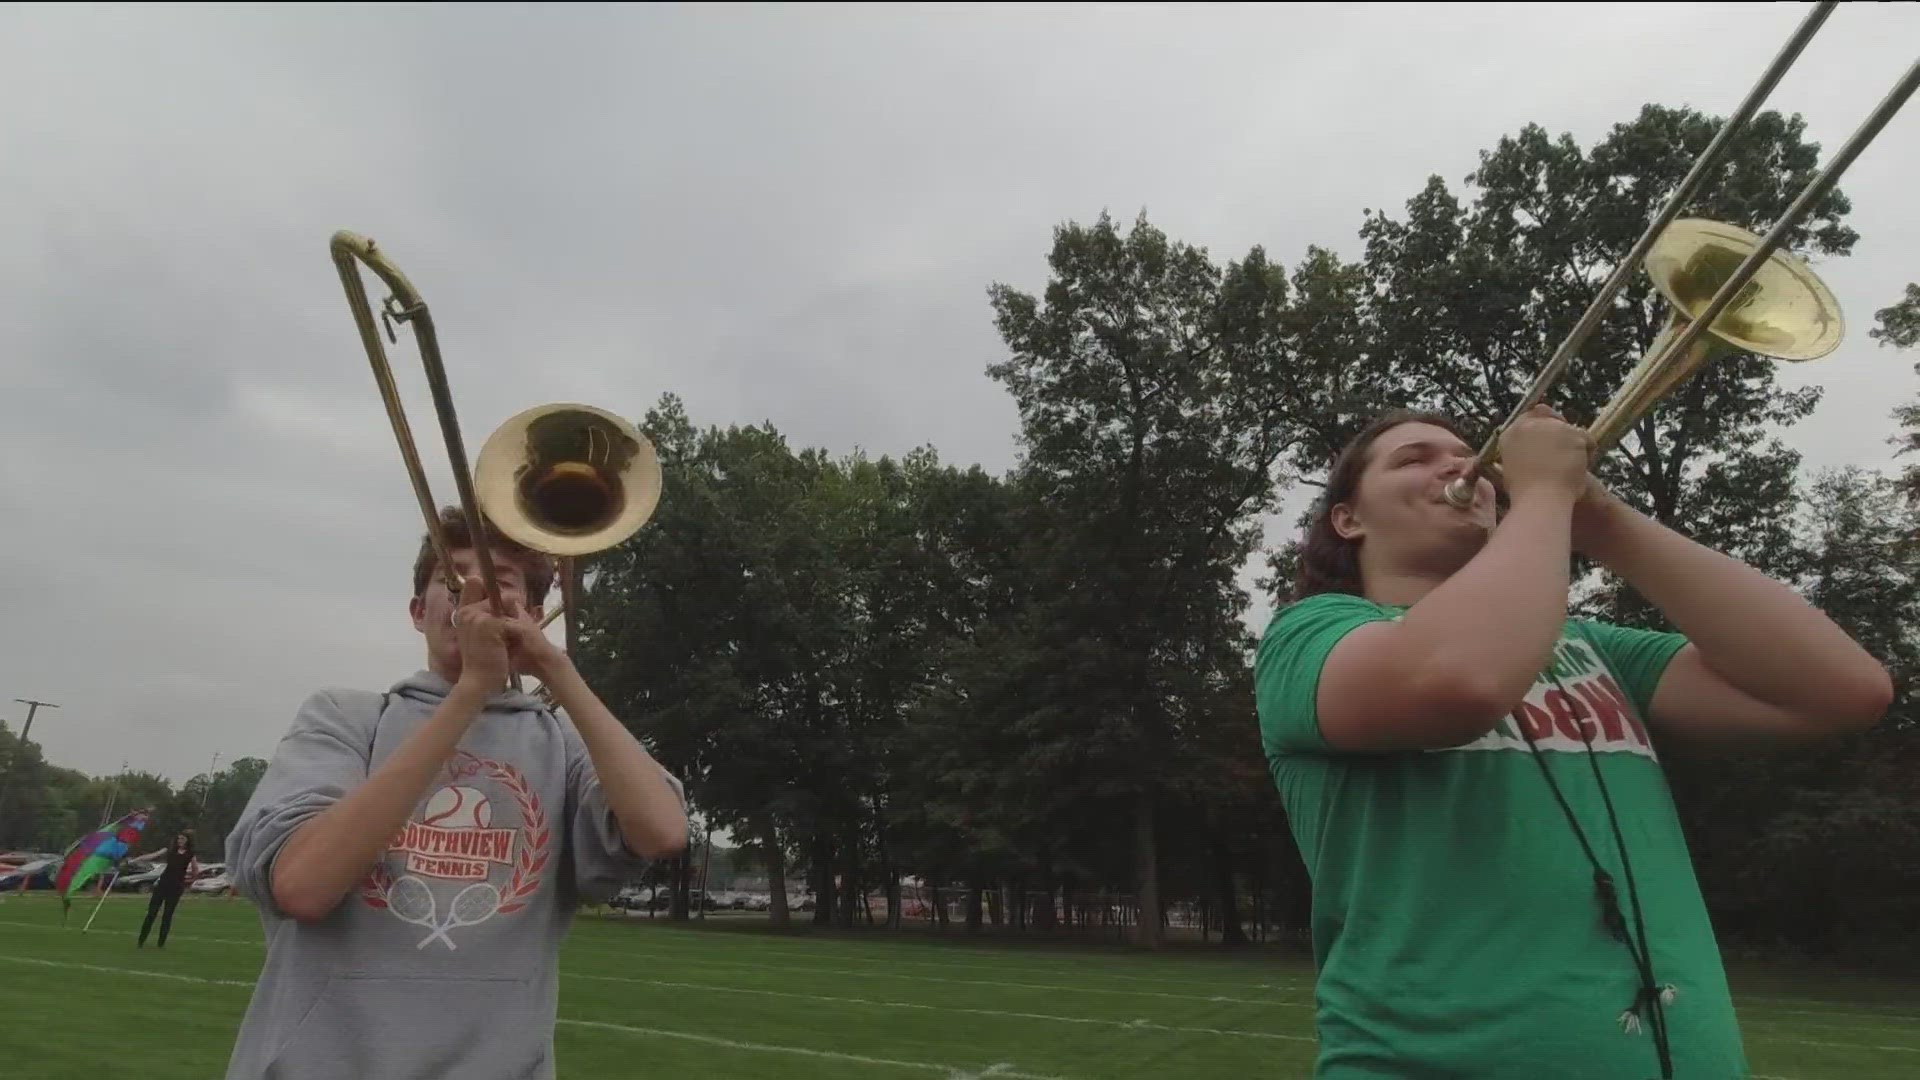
<box><xmin>1330</xmin><ymin>502</ymin><xmax>1365</xmax><ymax>542</ymax></box>
<box><xmin>409</xmin><ymin>594</ymin><xmax>428</xmax><ymax>632</ymax></box>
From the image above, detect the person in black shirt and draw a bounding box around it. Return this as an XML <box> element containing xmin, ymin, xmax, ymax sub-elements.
<box><xmin>138</xmin><ymin>829</ymin><xmax>197</xmax><ymax>948</ymax></box>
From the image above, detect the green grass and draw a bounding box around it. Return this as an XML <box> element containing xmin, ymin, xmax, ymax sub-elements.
<box><xmin>0</xmin><ymin>894</ymin><xmax>1913</xmax><ymax>1078</ymax></box>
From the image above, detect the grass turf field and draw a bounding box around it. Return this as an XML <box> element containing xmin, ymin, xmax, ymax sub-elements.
<box><xmin>0</xmin><ymin>894</ymin><xmax>1913</xmax><ymax>1078</ymax></box>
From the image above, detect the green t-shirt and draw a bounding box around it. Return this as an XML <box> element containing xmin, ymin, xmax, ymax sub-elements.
<box><xmin>1255</xmin><ymin>592</ymin><xmax>1748</xmax><ymax>1079</ymax></box>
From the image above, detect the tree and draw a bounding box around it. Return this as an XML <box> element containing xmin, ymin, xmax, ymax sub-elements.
<box><xmin>584</xmin><ymin>405</ymin><xmax>791</xmax><ymax>922</ymax></box>
<box><xmin>1794</xmin><ymin>467</ymin><xmax>1920</xmax><ymax>701</ymax></box>
<box><xmin>0</xmin><ymin>722</ymin><xmax>55</xmax><ymax>849</ymax></box>
<box><xmin>1669</xmin><ymin>467</ymin><xmax>1920</xmax><ymax>956</ymax></box>
<box><xmin>580</xmin><ymin>395</ymin><xmax>1050</xmax><ymax>931</ymax></box>
<box><xmin>1873</xmin><ymin>282</ymin><xmax>1920</xmax><ymax>503</ymax></box>
<box><xmin>891</xmin><ymin>466</ymin><xmax>1050</xmax><ymax>931</ymax></box>
<box><xmin>985</xmin><ymin>210</ymin><xmax>1324</xmax><ymax>944</ymax></box>
<box><xmin>177</xmin><ymin>756</ymin><xmax>269</xmax><ymax>858</ymax></box>
<box><xmin>1874</xmin><ymin>282</ymin><xmax>1920</xmax><ymax>349</ymax></box>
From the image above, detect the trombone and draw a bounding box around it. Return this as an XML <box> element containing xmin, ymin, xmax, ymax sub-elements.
<box><xmin>1445</xmin><ymin>0</ymin><xmax>1920</xmax><ymax>508</ymax></box>
<box><xmin>329</xmin><ymin>231</ymin><xmax>663</xmax><ymax>692</ymax></box>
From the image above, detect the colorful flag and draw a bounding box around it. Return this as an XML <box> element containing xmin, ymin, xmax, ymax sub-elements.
<box><xmin>53</xmin><ymin>809</ymin><xmax>151</xmax><ymax>909</ymax></box>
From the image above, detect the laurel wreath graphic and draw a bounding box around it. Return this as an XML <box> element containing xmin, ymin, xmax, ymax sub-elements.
<box><xmin>360</xmin><ymin>862</ymin><xmax>394</xmax><ymax>909</ymax></box>
<box><xmin>478</xmin><ymin>756</ymin><xmax>549</xmax><ymax>914</ymax></box>
<box><xmin>358</xmin><ymin>752</ymin><xmax>549</xmax><ymax>918</ymax></box>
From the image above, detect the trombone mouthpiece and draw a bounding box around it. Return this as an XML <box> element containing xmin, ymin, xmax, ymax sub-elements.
<box><xmin>1442</xmin><ymin>476</ymin><xmax>1477</xmax><ymax>510</ymax></box>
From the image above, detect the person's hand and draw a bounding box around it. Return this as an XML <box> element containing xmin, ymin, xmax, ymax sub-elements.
<box><xmin>452</xmin><ymin>576</ymin><xmax>514</xmax><ymax>691</ymax></box>
<box><xmin>502</xmin><ymin>598</ymin><xmax>570</xmax><ymax>686</ymax></box>
<box><xmin>1499</xmin><ymin>404</ymin><xmax>1593</xmax><ymax>506</ymax></box>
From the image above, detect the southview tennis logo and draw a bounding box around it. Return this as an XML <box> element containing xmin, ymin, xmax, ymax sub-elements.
<box><xmin>1445</xmin><ymin>636</ymin><xmax>1660</xmax><ymax>760</ymax></box>
<box><xmin>357</xmin><ymin>751</ymin><xmax>551</xmax><ymax>949</ymax></box>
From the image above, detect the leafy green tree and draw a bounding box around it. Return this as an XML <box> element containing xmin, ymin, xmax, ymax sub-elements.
<box><xmin>985</xmin><ymin>210</ymin><xmax>1321</xmax><ymax>944</ymax></box>
<box><xmin>1667</xmin><ymin>467</ymin><xmax>1920</xmax><ymax>956</ymax></box>
<box><xmin>1874</xmin><ymin>282</ymin><xmax>1920</xmax><ymax>349</ymax></box>
<box><xmin>177</xmin><ymin>756</ymin><xmax>268</xmax><ymax>859</ymax></box>
<box><xmin>581</xmin><ymin>398</ymin><xmax>873</xmax><ymax>925</ymax></box>
<box><xmin>1794</xmin><ymin>467</ymin><xmax>1920</xmax><ymax>703</ymax></box>
<box><xmin>891</xmin><ymin>466</ymin><xmax>1045</xmax><ymax>929</ymax></box>
<box><xmin>1873</xmin><ymin>282</ymin><xmax>1920</xmax><ymax>503</ymax></box>
<box><xmin>0</xmin><ymin>722</ymin><xmax>54</xmax><ymax>849</ymax></box>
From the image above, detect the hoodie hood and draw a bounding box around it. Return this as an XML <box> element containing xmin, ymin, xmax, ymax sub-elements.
<box><xmin>389</xmin><ymin>669</ymin><xmax>550</xmax><ymax>715</ymax></box>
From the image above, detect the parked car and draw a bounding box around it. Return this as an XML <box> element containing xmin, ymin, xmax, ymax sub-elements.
<box><xmin>111</xmin><ymin>860</ymin><xmax>164</xmax><ymax>892</ymax></box>
<box><xmin>189</xmin><ymin>871</ymin><xmax>232</xmax><ymax>894</ymax></box>
<box><xmin>0</xmin><ymin>858</ymin><xmax>56</xmax><ymax>891</ymax></box>
<box><xmin>607</xmin><ymin>885</ymin><xmax>649</xmax><ymax>910</ymax></box>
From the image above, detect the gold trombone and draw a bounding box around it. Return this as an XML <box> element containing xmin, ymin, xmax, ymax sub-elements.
<box><xmin>1444</xmin><ymin>0</ymin><xmax>1920</xmax><ymax>508</ymax></box>
<box><xmin>329</xmin><ymin>231</ymin><xmax>662</xmax><ymax>692</ymax></box>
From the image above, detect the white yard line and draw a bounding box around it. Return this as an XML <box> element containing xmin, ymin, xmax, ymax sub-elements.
<box><xmin>0</xmin><ymin>954</ymin><xmax>1066</xmax><ymax>1079</ymax></box>
<box><xmin>1745</xmin><ymin>1032</ymin><xmax>1919</xmax><ymax>1054</ymax></box>
<box><xmin>578</xmin><ymin>919</ymin><xmax>1304</xmax><ymax>989</ymax></box>
<box><xmin>1741</xmin><ymin>1001</ymin><xmax>1920</xmax><ymax>1022</ymax></box>
<box><xmin>582</xmin><ymin>947</ymin><xmax>1309</xmax><ymax>1007</ymax></box>
<box><xmin>568</xmin><ymin>970</ymin><xmax>1314</xmax><ymax>1042</ymax></box>
<box><xmin>563</xmin><ymin>1018</ymin><xmax>1066</xmax><ymax>1079</ymax></box>
<box><xmin>0</xmin><ymin>953</ymin><xmax>256</xmax><ymax>988</ymax></box>
<box><xmin>0</xmin><ymin>917</ymin><xmax>263</xmax><ymax>947</ymax></box>
<box><xmin>0</xmin><ymin>916</ymin><xmax>1312</xmax><ymax>1008</ymax></box>
<box><xmin>7</xmin><ymin>919</ymin><xmax>1909</xmax><ymax>1064</ymax></box>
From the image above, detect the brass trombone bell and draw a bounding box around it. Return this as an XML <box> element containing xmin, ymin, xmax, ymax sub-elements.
<box><xmin>478</xmin><ymin>402</ymin><xmax>660</xmax><ymax>674</ymax></box>
<box><xmin>1579</xmin><ymin>218</ymin><xmax>1845</xmax><ymax>458</ymax></box>
<box><xmin>475</xmin><ymin>402</ymin><xmax>662</xmax><ymax>559</ymax></box>
<box><xmin>1645</xmin><ymin>219</ymin><xmax>1842</xmax><ymax>363</ymax></box>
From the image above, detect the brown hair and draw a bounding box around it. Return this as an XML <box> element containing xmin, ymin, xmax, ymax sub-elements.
<box><xmin>412</xmin><ymin>506</ymin><xmax>556</xmax><ymax>607</ymax></box>
<box><xmin>1291</xmin><ymin>409</ymin><xmax>1471</xmax><ymax>601</ymax></box>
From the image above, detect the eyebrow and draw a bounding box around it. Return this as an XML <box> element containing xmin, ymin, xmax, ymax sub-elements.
<box><xmin>449</xmin><ymin>564</ymin><xmax>523</xmax><ymax>586</ymax></box>
<box><xmin>452</xmin><ymin>553</ymin><xmax>519</xmax><ymax>571</ymax></box>
<box><xmin>1386</xmin><ymin>439</ymin><xmax>1462</xmax><ymax>460</ymax></box>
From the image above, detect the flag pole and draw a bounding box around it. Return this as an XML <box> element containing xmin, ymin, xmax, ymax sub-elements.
<box><xmin>81</xmin><ymin>868</ymin><xmax>119</xmax><ymax>933</ymax></box>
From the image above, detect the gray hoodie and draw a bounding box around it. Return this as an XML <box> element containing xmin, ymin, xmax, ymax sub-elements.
<box><xmin>223</xmin><ymin>671</ymin><xmax>682</xmax><ymax>1080</ymax></box>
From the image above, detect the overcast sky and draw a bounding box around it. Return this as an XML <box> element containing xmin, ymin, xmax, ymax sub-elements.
<box><xmin>3</xmin><ymin>2</ymin><xmax>1917</xmax><ymax>787</ymax></box>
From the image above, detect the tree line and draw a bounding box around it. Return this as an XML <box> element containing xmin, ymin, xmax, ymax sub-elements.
<box><xmin>5</xmin><ymin>100</ymin><xmax>1916</xmax><ymax>964</ymax></box>
<box><xmin>0</xmin><ymin>737</ymin><xmax>267</xmax><ymax>862</ymax></box>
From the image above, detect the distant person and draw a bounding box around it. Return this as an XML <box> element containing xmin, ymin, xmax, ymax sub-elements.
<box><xmin>138</xmin><ymin>829</ymin><xmax>197</xmax><ymax>948</ymax></box>
<box><xmin>1255</xmin><ymin>407</ymin><xmax>1891</xmax><ymax>1079</ymax></box>
<box><xmin>223</xmin><ymin>506</ymin><xmax>690</xmax><ymax>1080</ymax></box>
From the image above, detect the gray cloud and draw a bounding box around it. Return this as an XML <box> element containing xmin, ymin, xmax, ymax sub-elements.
<box><xmin>3</xmin><ymin>2</ymin><xmax>1917</xmax><ymax>784</ymax></box>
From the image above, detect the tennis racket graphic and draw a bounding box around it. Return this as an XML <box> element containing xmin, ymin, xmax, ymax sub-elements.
<box><xmin>383</xmin><ymin>875</ymin><xmax>439</xmax><ymax>940</ymax></box>
<box><xmin>415</xmin><ymin>882</ymin><xmax>503</xmax><ymax>950</ymax></box>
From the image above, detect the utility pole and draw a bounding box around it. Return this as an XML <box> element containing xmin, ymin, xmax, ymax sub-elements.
<box><xmin>0</xmin><ymin>698</ymin><xmax>59</xmax><ymax>843</ymax></box>
<box><xmin>12</xmin><ymin>700</ymin><xmax>59</xmax><ymax>745</ymax></box>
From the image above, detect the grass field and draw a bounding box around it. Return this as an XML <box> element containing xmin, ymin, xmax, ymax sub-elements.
<box><xmin>0</xmin><ymin>894</ymin><xmax>1914</xmax><ymax>1078</ymax></box>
